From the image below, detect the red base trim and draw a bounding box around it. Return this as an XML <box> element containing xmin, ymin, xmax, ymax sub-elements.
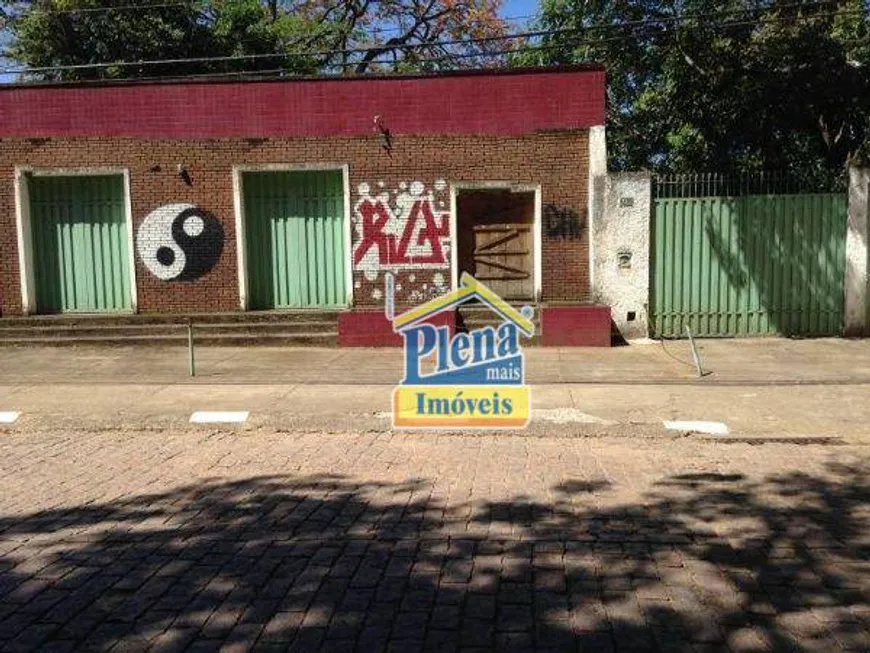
<box><xmin>541</xmin><ymin>306</ymin><xmax>612</xmax><ymax>347</ymax></box>
<box><xmin>339</xmin><ymin>309</ymin><xmax>456</xmax><ymax>347</ymax></box>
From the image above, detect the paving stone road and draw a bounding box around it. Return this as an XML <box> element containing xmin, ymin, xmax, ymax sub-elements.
<box><xmin>0</xmin><ymin>428</ymin><xmax>869</xmax><ymax>652</ymax></box>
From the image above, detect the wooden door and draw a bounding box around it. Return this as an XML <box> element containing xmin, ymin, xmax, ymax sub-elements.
<box><xmin>458</xmin><ymin>190</ymin><xmax>534</xmax><ymax>300</ymax></box>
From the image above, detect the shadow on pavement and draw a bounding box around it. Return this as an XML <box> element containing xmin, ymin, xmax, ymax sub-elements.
<box><xmin>0</xmin><ymin>465</ymin><xmax>868</xmax><ymax>651</ymax></box>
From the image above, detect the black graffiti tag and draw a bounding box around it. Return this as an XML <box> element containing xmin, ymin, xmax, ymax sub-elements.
<box><xmin>543</xmin><ymin>204</ymin><xmax>585</xmax><ymax>240</ymax></box>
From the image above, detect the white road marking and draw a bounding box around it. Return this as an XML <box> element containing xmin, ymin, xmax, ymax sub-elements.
<box><xmin>0</xmin><ymin>411</ymin><xmax>20</xmax><ymax>424</ymax></box>
<box><xmin>664</xmin><ymin>420</ymin><xmax>729</xmax><ymax>435</ymax></box>
<box><xmin>533</xmin><ymin>408</ymin><xmax>615</xmax><ymax>425</ymax></box>
<box><xmin>190</xmin><ymin>411</ymin><xmax>249</xmax><ymax>424</ymax></box>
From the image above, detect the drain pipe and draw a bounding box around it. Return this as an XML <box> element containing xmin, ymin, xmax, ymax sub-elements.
<box><xmin>188</xmin><ymin>318</ymin><xmax>196</xmax><ymax>377</ymax></box>
<box><xmin>384</xmin><ymin>272</ymin><xmax>395</xmax><ymax>321</ymax></box>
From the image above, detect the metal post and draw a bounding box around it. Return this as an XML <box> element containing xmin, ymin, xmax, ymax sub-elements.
<box><xmin>685</xmin><ymin>325</ymin><xmax>704</xmax><ymax>378</ymax></box>
<box><xmin>188</xmin><ymin>319</ymin><xmax>196</xmax><ymax>377</ymax></box>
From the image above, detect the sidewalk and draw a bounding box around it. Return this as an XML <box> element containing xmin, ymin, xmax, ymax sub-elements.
<box><xmin>3</xmin><ymin>337</ymin><xmax>870</xmax><ymax>385</ymax></box>
<box><xmin>2</xmin><ymin>339</ymin><xmax>870</xmax><ymax>440</ymax></box>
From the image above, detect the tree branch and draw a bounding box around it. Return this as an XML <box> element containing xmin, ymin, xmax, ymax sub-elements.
<box><xmin>353</xmin><ymin>0</ymin><xmax>452</xmax><ymax>73</ymax></box>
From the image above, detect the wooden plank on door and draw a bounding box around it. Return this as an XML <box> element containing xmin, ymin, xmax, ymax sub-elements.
<box><xmin>473</xmin><ymin>223</ymin><xmax>533</xmax><ymax>299</ymax></box>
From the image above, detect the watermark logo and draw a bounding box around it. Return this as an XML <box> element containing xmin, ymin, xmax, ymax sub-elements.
<box><xmin>386</xmin><ymin>272</ymin><xmax>533</xmax><ymax>429</ymax></box>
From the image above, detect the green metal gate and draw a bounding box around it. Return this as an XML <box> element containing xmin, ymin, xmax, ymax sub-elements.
<box><xmin>243</xmin><ymin>170</ymin><xmax>347</xmax><ymax>309</ymax></box>
<box><xmin>30</xmin><ymin>174</ymin><xmax>132</xmax><ymax>314</ymax></box>
<box><xmin>651</xmin><ymin>175</ymin><xmax>847</xmax><ymax>337</ymax></box>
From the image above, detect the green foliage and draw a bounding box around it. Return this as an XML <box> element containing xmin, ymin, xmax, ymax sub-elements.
<box><xmin>520</xmin><ymin>0</ymin><xmax>870</xmax><ymax>183</ymax></box>
<box><xmin>8</xmin><ymin>1</ymin><xmax>322</xmax><ymax>79</ymax></box>
<box><xmin>6</xmin><ymin>0</ymin><xmax>506</xmax><ymax>80</ymax></box>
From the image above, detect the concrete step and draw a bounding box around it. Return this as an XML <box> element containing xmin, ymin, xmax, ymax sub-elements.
<box><xmin>456</xmin><ymin>304</ymin><xmax>541</xmax><ymax>335</ymax></box>
<box><xmin>0</xmin><ymin>310</ymin><xmax>341</xmax><ymax>345</ymax></box>
<box><xmin>0</xmin><ymin>321</ymin><xmax>338</xmax><ymax>339</ymax></box>
<box><xmin>456</xmin><ymin>303</ymin><xmax>536</xmax><ymax>312</ymax></box>
<box><xmin>460</xmin><ymin>323</ymin><xmax>542</xmax><ymax>338</ymax></box>
<box><xmin>0</xmin><ymin>310</ymin><xmax>341</xmax><ymax>328</ymax></box>
<box><xmin>460</xmin><ymin>315</ymin><xmax>541</xmax><ymax>325</ymax></box>
<box><xmin>456</xmin><ymin>304</ymin><xmax>538</xmax><ymax>316</ymax></box>
<box><xmin>0</xmin><ymin>332</ymin><xmax>338</xmax><ymax>347</ymax></box>
<box><xmin>458</xmin><ymin>329</ymin><xmax>543</xmax><ymax>344</ymax></box>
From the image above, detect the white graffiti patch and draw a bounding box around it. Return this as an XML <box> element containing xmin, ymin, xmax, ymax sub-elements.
<box><xmin>352</xmin><ymin>180</ymin><xmax>450</xmax><ymax>274</ymax></box>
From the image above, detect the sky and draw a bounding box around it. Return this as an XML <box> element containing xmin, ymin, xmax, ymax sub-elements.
<box><xmin>501</xmin><ymin>0</ymin><xmax>541</xmax><ymax>24</ymax></box>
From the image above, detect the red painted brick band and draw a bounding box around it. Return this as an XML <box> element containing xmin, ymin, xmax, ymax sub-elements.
<box><xmin>0</xmin><ymin>69</ymin><xmax>605</xmax><ymax>139</ymax></box>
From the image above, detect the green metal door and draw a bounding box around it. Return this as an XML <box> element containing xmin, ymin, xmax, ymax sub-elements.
<box><xmin>30</xmin><ymin>174</ymin><xmax>132</xmax><ymax>314</ymax></box>
<box><xmin>243</xmin><ymin>170</ymin><xmax>347</xmax><ymax>309</ymax></box>
<box><xmin>652</xmin><ymin>191</ymin><xmax>847</xmax><ymax>337</ymax></box>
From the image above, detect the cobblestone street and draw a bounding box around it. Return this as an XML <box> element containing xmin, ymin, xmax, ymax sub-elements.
<box><xmin>0</xmin><ymin>428</ymin><xmax>868</xmax><ymax>652</ymax></box>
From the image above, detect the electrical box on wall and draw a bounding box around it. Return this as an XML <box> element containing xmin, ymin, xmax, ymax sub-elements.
<box><xmin>617</xmin><ymin>250</ymin><xmax>632</xmax><ymax>269</ymax></box>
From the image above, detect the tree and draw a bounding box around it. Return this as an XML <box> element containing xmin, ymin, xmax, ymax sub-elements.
<box><xmin>285</xmin><ymin>0</ymin><xmax>507</xmax><ymax>73</ymax></box>
<box><xmin>6</xmin><ymin>0</ymin><xmax>293</xmax><ymax>80</ymax></box>
<box><xmin>517</xmin><ymin>0</ymin><xmax>870</xmax><ymax>182</ymax></box>
<box><xmin>5</xmin><ymin>0</ymin><xmax>506</xmax><ymax>81</ymax></box>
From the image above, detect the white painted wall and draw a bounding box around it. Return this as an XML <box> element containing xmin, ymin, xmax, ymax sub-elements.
<box><xmin>593</xmin><ymin>172</ymin><xmax>652</xmax><ymax>340</ymax></box>
<box><xmin>845</xmin><ymin>167</ymin><xmax>869</xmax><ymax>336</ymax></box>
<box><xmin>587</xmin><ymin>126</ymin><xmax>607</xmax><ymax>292</ymax></box>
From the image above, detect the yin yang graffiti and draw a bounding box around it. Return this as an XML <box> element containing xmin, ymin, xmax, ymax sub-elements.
<box><xmin>137</xmin><ymin>203</ymin><xmax>224</xmax><ymax>281</ymax></box>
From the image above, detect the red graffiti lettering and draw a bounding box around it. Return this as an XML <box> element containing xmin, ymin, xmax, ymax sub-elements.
<box><xmin>353</xmin><ymin>198</ymin><xmax>395</xmax><ymax>266</ymax></box>
<box><xmin>396</xmin><ymin>200</ymin><xmax>449</xmax><ymax>265</ymax></box>
<box><xmin>354</xmin><ymin>197</ymin><xmax>448</xmax><ymax>266</ymax></box>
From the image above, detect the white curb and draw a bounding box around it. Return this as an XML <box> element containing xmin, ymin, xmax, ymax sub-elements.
<box><xmin>190</xmin><ymin>411</ymin><xmax>249</xmax><ymax>424</ymax></box>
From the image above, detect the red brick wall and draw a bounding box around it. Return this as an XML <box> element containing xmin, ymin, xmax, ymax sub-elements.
<box><xmin>0</xmin><ymin>131</ymin><xmax>590</xmax><ymax>316</ymax></box>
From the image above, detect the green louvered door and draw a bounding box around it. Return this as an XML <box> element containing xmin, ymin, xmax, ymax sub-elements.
<box><xmin>243</xmin><ymin>170</ymin><xmax>347</xmax><ymax>309</ymax></box>
<box><xmin>30</xmin><ymin>175</ymin><xmax>132</xmax><ymax>313</ymax></box>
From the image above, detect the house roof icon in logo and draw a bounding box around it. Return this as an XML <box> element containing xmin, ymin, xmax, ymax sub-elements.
<box><xmin>391</xmin><ymin>272</ymin><xmax>535</xmax><ymax>337</ymax></box>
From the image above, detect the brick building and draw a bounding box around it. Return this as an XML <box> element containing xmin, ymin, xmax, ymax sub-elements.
<box><xmin>0</xmin><ymin>67</ymin><xmax>610</xmax><ymax>346</ymax></box>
